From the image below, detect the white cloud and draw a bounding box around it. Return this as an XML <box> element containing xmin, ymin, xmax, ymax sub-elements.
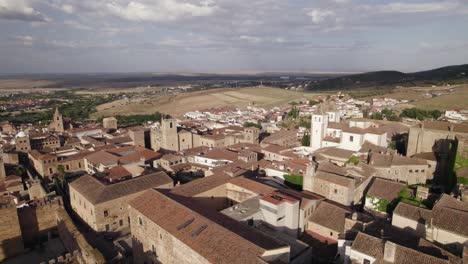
<box><xmin>239</xmin><ymin>35</ymin><xmax>262</xmax><ymax>43</ymax></box>
<box><xmin>0</xmin><ymin>0</ymin><xmax>48</xmax><ymax>22</ymax></box>
<box><xmin>104</xmin><ymin>0</ymin><xmax>217</xmax><ymax>22</ymax></box>
<box><xmin>363</xmin><ymin>1</ymin><xmax>459</xmax><ymax>14</ymax></box>
<box><xmin>15</xmin><ymin>35</ymin><xmax>34</xmax><ymax>46</ymax></box>
<box><xmin>307</xmin><ymin>8</ymin><xmax>335</xmax><ymax>24</ymax></box>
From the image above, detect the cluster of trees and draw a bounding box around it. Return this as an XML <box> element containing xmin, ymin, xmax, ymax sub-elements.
<box><xmin>243</xmin><ymin>122</ymin><xmax>262</xmax><ymax>129</ymax></box>
<box><xmin>301</xmin><ymin>133</ymin><xmax>310</xmax><ymax>147</ymax></box>
<box><xmin>400</xmin><ymin>108</ymin><xmax>442</xmax><ymax>121</ymax></box>
<box><xmin>288</xmin><ymin>107</ymin><xmax>299</xmax><ymax>119</ymax></box>
<box><xmin>114</xmin><ymin>112</ymin><xmax>171</xmax><ymax>127</ymax></box>
<box><xmin>370</xmin><ymin>108</ymin><xmax>400</xmax><ymax>121</ymax></box>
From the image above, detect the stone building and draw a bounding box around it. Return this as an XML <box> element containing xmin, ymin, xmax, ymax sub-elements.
<box><xmin>128</xmin><ymin>126</ymin><xmax>149</xmax><ymax>148</ymax></box>
<box><xmin>15</xmin><ymin>131</ymin><xmax>31</xmax><ymax>152</ymax></box>
<box><xmin>368</xmin><ymin>153</ymin><xmax>431</xmax><ymax>185</ymax></box>
<box><xmin>407</xmin><ymin>121</ymin><xmax>468</xmax><ymax>156</ymax></box>
<box><xmin>28</xmin><ymin>150</ymin><xmax>58</xmax><ymax>178</ymax></box>
<box><xmin>129</xmin><ymin>188</ymin><xmax>291</xmax><ymax>264</ymax></box>
<box><xmin>151</xmin><ymin>119</ymin><xmax>260</xmax><ymax>152</ymax></box>
<box><xmin>392</xmin><ymin>194</ymin><xmax>468</xmax><ymax>255</ymax></box>
<box><xmin>343</xmin><ymin>232</ymin><xmax>455</xmax><ymax>264</ymax></box>
<box><xmin>303</xmin><ymin>161</ymin><xmax>375</xmax><ymax>206</ymax></box>
<box><xmin>102</xmin><ymin>117</ymin><xmax>118</xmax><ymax>130</ymax></box>
<box><xmin>69</xmin><ymin>172</ymin><xmax>172</xmax><ymax>233</ymax></box>
<box><xmin>262</xmin><ymin>129</ymin><xmax>297</xmax><ymax>148</ymax></box>
<box><xmin>29</xmin><ymin>133</ymin><xmax>60</xmax><ymax>151</ymax></box>
<box><xmin>0</xmin><ymin>205</ymin><xmax>24</xmax><ymax>261</ymax></box>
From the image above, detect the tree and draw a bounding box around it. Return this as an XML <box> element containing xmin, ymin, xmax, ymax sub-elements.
<box><xmin>309</xmin><ymin>100</ymin><xmax>320</xmax><ymax>106</ymax></box>
<box><xmin>243</xmin><ymin>122</ymin><xmax>262</xmax><ymax>129</ymax></box>
<box><xmin>301</xmin><ymin>133</ymin><xmax>310</xmax><ymax>146</ymax></box>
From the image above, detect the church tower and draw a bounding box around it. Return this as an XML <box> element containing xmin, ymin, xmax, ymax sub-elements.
<box><xmin>49</xmin><ymin>107</ymin><xmax>64</xmax><ymax>133</ymax></box>
<box><xmin>310</xmin><ymin>105</ymin><xmax>328</xmax><ymax>150</ymax></box>
<box><xmin>161</xmin><ymin>119</ymin><xmax>179</xmax><ymax>151</ymax></box>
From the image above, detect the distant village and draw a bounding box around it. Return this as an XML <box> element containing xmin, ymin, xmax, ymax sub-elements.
<box><xmin>0</xmin><ymin>91</ymin><xmax>467</xmax><ymax>264</ymax></box>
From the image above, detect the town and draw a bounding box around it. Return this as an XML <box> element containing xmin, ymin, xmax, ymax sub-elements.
<box><xmin>0</xmin><ymin>87</ymin><xmax>466</xmax><ymax>264</ymax></box>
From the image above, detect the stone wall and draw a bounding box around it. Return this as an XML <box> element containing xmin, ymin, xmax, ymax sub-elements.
<box><xmin>56</xmin><ymin>207</ymin><xmax>105</xmax><ymax>264</ymax></box>
<box><xmin>0</xmin><ymin>206</ymin><xmax>24</xmax><ymax>261</ymax></box>
<box><xmin>17</xmin><ymin>197</ymin><xmax>63</xmax><ymax>246</ymax></box>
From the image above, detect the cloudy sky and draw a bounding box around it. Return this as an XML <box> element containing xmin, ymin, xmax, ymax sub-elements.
<box><xmin>1</xmin><ymin>0</ymin><xmax>467</xmax><ymax>73</ymax></box>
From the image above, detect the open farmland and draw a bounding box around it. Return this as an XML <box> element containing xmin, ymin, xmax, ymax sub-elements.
<box><xmin>413</xmin><ymin>84</ymin><xmax>468</xmax><ymax>110</ymax></box>
<box><xmin>91</xmin><ymin>87</ymin><xmax>324</xmax><ymax>118</ymax></box>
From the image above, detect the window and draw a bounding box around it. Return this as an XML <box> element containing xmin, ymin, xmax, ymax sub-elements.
<box><xmin>119</xmin><ymin>220</ymin><xmax>123</xmax><ymax>226</ymax></box>
<box><xmin>277</xmin><ymin>215</ymin><xmax>285</xmax><ymax>221</ymax></box>
<box><xmin>415</xmin><ymin>169</ymin><xmax>419</xmax><ymax>173</ymax></box>
<box><xmin>349</xmin><ymin>136</ymin><xmax>354</xmax><ymax>142</ymax></box>
<box><xmin>330</xmin><ymin>232</ymin><xmax>333</xmax><ymax>236</ymax></box>
<box><xmin>104</xmin><ymin>210</ymin><xmax>109</xmax><ymax>217</ymax></box>
<box><xmin>66</xmin><ymin>165</ymin><xmax>70</xmax><ymax>170</ymax></box>
<box><xmin>363</xmin><ymin>259</ymin><xmax>371</xmax><ymax>264</ymax></box>
<box><xmin>421</xmin><ymin>169</ymin><xmax>425</xmax><ymax>172</ymax></box>
<box><xmin>49</xmin><ymin>168</ymin><xmax>53</xmax><ymax>174</ymax></box>
<box><xmin>105</xmin><ymin>224</ymin><xmax>110</xmax><ymax>231</ymax></box>
<box><xmin>409</xmin><ymin>170</ymin><xmax>413</xmax><ymax>173</ymax></box>
<box><xmin>78</xmin><ymin>162</ymin><xmax>81</xmax><ymax>168</ymax></box>
<box><xmin>334</xmin><ymin>189</ymin><xmax>338</xmax><ymax>194</ymax></box>
<box><xmin>139</xmin><ymin>217</ymin><xmax>143</xmax><ymax>225</ymax></box>
<box><xmin>160</xmin><ymin>234</ymin><xmax>162</xmax><ymax>240</ymax></box>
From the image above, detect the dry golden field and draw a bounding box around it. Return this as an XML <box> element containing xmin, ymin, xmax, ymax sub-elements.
<box><xmin>91</xmin><ymin>87</ymin><xmax>324</xmax><ymax>118</ymax></box>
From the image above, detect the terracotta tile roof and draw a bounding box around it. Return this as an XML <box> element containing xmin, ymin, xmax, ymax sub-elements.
<box><xmin>419</xmin><ymin>121</ymin><xmax>468</xmax><ymax>134</ymax></box>
<box><xmin>370</xmin><ymin>153</ymin><xmax>427</xmax><ymax>167</ymax></box>
<box><xmin>199</xmin><ymin>148</ymin><xmax>239</xmax><ymax>161</ymax></box>
<box><xmin>432</xmin><ymin>194</ymin><xmax>468</xmax><ymax>237</ymax></box>
<box><xmin>393</xmin><ymin>202</ymin><xmax>432</xmax><ymax>223</ymax></box>
<box><xmin>170</xmin><ymin>173</ymin><xmax>232</xmax><ymax>197</ymax></box>
<box><xmin>228</xmin><ymin>177</ymin><xmax>276</xmax><ymax>196</ymax></box>
<box><xmin>69</xmin><ymin>172</ymin><xmax>172</xmax><ymax>204</ymax></box>
<box><xmin>367</xmin><ymin>178</ymin><xmax>405</xmax><ymax>201</ymax></box>
<box><xmin>103</xmin><ymin>166</ymin><xmax>132</xmax><ymax>181</ymax></box>
<box><xmin>322</xmin><ymin>136</ymin><xmax>340</xmax><ymax>143</ymax></box>
<box><xmin>358</xmin><ymin>141</ymin><xmax>388</xmax><ymax>154</ymax></box>
<box><xmin>328</xmin><ymin>122</ymin><xmax>348</xmax><ymax>130</ymax></box>
<box><xmin>28</xmin><ymin>149</ymin><xmax>56</xmax><ymax>160</ymax></box>
<box><xmin>351</xmin><ymin>232</ymin><xmax>450</xmax><ymax>264</ymax></box>
<box><xmin>309</xmin><ymin>201</ymin><xmax>351</xmax><ymax>233</ymax></box>
<box><xmin>315</xmin><ymin>147</ymin><xmax>355</xmax><ymax>159</ymax></box>
<box><xmin>411</xmin><ymin>152</ymin><xmax>437</xmax><ymax>161</ymax></box>
<box><xmin>129</xmin><ymin>189</ymin><xmax>287</xmax><ymax>264</ymax></box>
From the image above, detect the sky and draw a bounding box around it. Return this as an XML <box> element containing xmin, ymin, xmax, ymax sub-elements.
<box><xmin>0</xmin><ymin>0</ymin><xmax>467</xmax><ymax>74</ymax></box>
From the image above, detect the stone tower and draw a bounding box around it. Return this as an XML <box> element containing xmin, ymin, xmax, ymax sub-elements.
<box><xmin>49</xmin><ymin>107</ymin><xmax>64</xmax><ymax>133</ymax></box>
<box><xmin>15</xmin><ymin>131</ymin><xmax>31</xmax><ymax>152</ymax></box>
<box><xmin>0</xmin><ymin>152</ymin><xmax>6</xmax><ymax>182</ymax></box>
<box><xmin>303</xmin><ymin>160</ymin><xmax>317</xmax><ymax>192</ymax></box>
<box><xmin>244</xmin><ymin>127</ymin><xmax>260</xmax><ymax>144</ymax></box>
<box><xmin>161</xmin><ymin>119</ymin><xmax>179</xmax><ymax>151</ymax></box>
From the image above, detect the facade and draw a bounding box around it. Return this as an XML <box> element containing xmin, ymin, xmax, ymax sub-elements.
<box><xmin>102</xmin><ymin>117</ymin><xmax>118</xmax><ymax>130</ymax></box>
<box><xmin>69</xmin><ymin>172</ymin><xmax>173</xmax><ymax>233</ymax></box>
<box><xmin>303</xmin><ymin>161</ymin><xmax>374</xmax><ymax>206</ymax></box>
<box><xmin>28</xmin><ymin>150</ymin><xmax>58</xmax><ymax>178</ymax></box>
<box><xmin>369</xmin><ymin>153</ymin><xmax>431</xmax><ymax>185</ymax></box>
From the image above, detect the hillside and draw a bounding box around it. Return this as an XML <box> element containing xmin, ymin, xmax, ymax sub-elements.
<box><xmin>306</xmin><ymin>64</ymin><xmax>468</xmax><ymax>91</ymax></box>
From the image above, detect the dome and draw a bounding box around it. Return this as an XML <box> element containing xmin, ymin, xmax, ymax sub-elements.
<box><xmin>16</xmin><ymin>131</ymin><xmax>26</xmax><ymax>138</ymax></box>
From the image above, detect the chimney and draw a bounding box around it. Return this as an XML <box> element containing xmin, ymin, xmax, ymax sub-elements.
<box><xmin>383</xmin><ymin>241</ymin><xmax>396</xmax><ymax>263</ymax></box>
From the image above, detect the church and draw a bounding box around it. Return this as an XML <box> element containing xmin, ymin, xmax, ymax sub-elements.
<box><xmin>310</xmin><ymin>105</ymin><xmax>388</xmax><ymax>152</ymax></box>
